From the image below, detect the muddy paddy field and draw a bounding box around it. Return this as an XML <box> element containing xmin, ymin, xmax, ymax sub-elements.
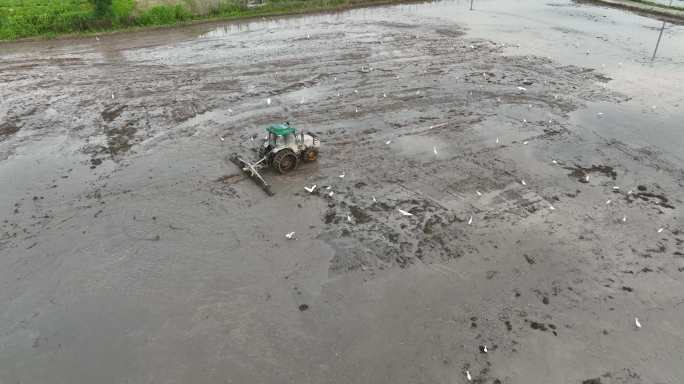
<box><xmin>1</xmin><ymin>1</ymin><xmax>683</xmax><ymax>383</ymax></box>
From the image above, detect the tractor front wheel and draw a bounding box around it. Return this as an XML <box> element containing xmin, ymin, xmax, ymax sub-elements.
<box><xmin>272</xmin><ymin>150</ymin><xmax>298</xmax><ymax>174</ymax></box>
<box><xmin>302</xmin><ymin>148</ymin><xmax>318</xmax><ymax>162</ymax></box>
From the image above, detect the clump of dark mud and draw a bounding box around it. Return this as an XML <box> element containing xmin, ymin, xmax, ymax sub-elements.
<box><xmin>101</xmin><ymin>105</ymin><xmax>126</xmax><ymax>122</ymax></box>
<box><xmin>630</xmin><ymin>192</ymin><xmax>674</xmax><ymax>209</ymax></box>
<box><xmin>583</xmin><ymin>369</ymin><xmax>643</xmax><ymax>384</ymax></box>
<box><xmin>527</xmin><ymin>320</ymin><xmax>557</xmax><ymax>335</ymax></box>
<box><xmin>349</xmin><ymin>205</ymin><xmax>372</xmax><ymax>224</ymax></box>
<box><xmin>415</xmin><ymin>214</ymin><xmax>463</xmax><ymax>262</ymax></box>
<box><xmin>565</xmin><ymin>164</ymin><xmax>617</xmax><ymax>183</ymax></box>
<box><xmin>324</xmin><ymin>208</ymin><xmax>337</xmax><ymax>225</ymax></box>
<box><xmin>621</xmin><ymin>185</ymin><xmax>676</xmax><ymax>209</ymax></box>
<box><xmin>0</xmin><ymin>121</ymin><xmax>19</xmax><ymax>140</ymax></box>
<box><xmin>105</xmin><ymin>123</ymin><xmax>138</xmax><ymax>156</ymax></box>
<box><xmin>542</xmin><ymin>127</ymin><xmax>565</xmax><ymax>138</ymax></box>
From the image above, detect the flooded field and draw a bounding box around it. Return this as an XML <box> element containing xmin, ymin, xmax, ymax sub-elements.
<box><xmin>1</xmin><ymin>1</ymin><xmax>683</xmax><ymax>383</ymax></box>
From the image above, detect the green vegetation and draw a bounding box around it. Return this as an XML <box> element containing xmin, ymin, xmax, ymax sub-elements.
<box><xmin>0</xmin><ymin>0</ymin><xmax>393</xmax><ymax>41</ymax></box>
<box><xmin>93</xmin><ymin>0</ymin><xmax>113</xmax><ymax>17</ymax></box>
<box><xmin>0</xmin><ymin>0</ymin><xmax>93</xmax><ymax>39</ymax></box>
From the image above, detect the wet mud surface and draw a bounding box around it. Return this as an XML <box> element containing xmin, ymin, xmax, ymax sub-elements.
<box><xmin>1</xmin><ymin>1</ymin><xmax>684</xmax><ymax>383</ymax></box>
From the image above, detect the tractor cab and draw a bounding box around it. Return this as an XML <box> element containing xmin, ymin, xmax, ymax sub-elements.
<box><xmin>261</xmin><ymin>122</ymin><xmax>306</xmax><ymax>154</ymax></box>
<box><xmin>265</xmin><ymin>122</ymin><xmax>296</xmax><ymax>147</ymax></box>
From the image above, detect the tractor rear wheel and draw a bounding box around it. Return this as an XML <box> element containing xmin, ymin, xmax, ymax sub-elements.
<box><xmin>272</xmin><ymin>150</ymin><xmax>298</xmax><ymax>174</ymax></box>
<box><xmin>302</xmin><ymin>148</ymin><xmax>318</xmax><ymax>162</ymax></box>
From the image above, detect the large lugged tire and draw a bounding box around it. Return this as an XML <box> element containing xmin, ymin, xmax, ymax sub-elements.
<box><xmin>272</xmin><ymin>149</ymin><xmax>298</xmax><ymax>174</ymax></box>
<box><xmin>302</xmin><ymin>148</ymin><xmax>318</xmax><ymax>162</ymax></box>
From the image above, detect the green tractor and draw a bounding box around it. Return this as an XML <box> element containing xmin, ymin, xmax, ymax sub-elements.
<box><xmin>258</xmin><ymin>122</ymin><xmax>320</xmax><ymax>173</ymax></box>
<box><xmin>231</xmin><ymin>122</ymin><xmax>320</xmax><ymax>195</ymax></box>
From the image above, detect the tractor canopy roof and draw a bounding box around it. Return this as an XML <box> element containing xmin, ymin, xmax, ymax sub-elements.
<box><xmin>266</xmin><ymin>123</ymin><xmax>296</xmax><ymax>136</ymax></box>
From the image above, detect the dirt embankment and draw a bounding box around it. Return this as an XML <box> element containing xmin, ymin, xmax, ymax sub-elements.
<box><xmin>578</xmin><ymin>0</ymin><xmax>684</xmax><ymax>23</ymax></box>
